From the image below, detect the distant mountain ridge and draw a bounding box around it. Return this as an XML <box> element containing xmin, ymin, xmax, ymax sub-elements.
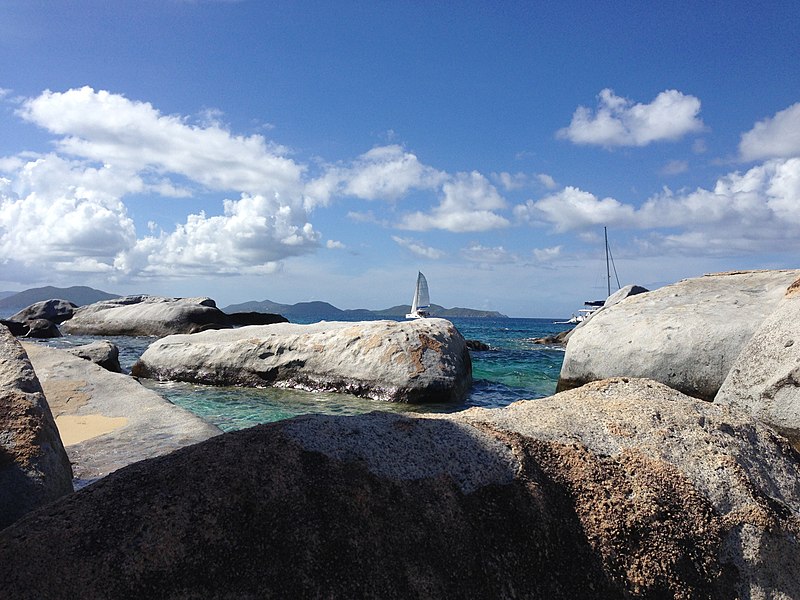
<box><xmin>0</xmin><ymin>286</ymin><xmax>120</xmax><ymax>312</ymax></box>
<box><xmin>224</xmin><ymin>299</ymin><xmax>508</xmax><ymax>319</ymax></box>
<box><xmin>0</xmin><ymin>286</ymin><xmax>507</xmax><ymax>320</ymax></box>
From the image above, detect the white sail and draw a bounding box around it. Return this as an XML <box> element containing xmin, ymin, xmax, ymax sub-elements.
<box><xmin>416</xmin><ymin>272</ymin><xmax>430</xmax><ymax>310</ymax></box>
<box><xmin>406</xmin><ymin>272</ymin><xmax>431</xmax><ymax>319</ymax></box>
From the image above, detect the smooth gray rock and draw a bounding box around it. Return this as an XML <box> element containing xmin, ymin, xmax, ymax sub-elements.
<box><xmin>22</xmin><ymin>343</ymin><xmax>221</xmax><ymax>484</ymax></box>
<box><xmin>0</xmin><ymin>378</ymin><xmax>797</xmax><ymax>599</ymax></box>
<box><xmin>64</xmin><ymin>341</ymin><xmax>122</xmax><ymax>373</ymax></box>
<box><xmin>132</xmin><ymin>319</ymin><xmax>472</xmax><ymax>403</ymax></box>
<box><xmin>60</xmin><ymin>295</ymin><xmax>231</xmax><ymax>336</ymax></box>
<box><xmin>9</xmin><ymin>299</ymin><xmax>77</xmax><ymax>325</ymax></box>
<box><xmin>716</xmin><ymin>276</ymin><xmax>800</xmax><ymax>448</ymax></box>
<box><xmin>0</xmin><ymin>326</ymin><xmax>72</xmax><ymax>530</ymax></box>
<box><xmin>558</xmin><ymin>270</ymin><xmax>800</xmax><ymax>400</ymax></box>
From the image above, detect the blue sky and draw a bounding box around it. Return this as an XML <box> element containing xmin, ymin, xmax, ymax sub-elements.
<box><xmin>1</xmin><ymin>1</ymin><xmax>799</xmax><ymax>317</ymax></box>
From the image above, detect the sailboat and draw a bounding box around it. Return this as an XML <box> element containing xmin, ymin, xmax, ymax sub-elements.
<box><xmin>559</xmin><ymin>227</ymin><xmax>620</xmax><ymax>324</ymax></box>
<box><xmin>405</xmin><ymin>271</ymin><xmax>431</xmax><ymax>319</ymax></box>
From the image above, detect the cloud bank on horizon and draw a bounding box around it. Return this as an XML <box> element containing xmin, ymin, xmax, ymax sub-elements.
<box><xmin>1</xmin><ymin>84</ymin><xmax>799</xmax><ymax>312</ymax></box>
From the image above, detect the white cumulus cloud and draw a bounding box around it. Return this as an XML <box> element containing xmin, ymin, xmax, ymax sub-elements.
<box><xmin>0</xmin><ymin>154</ymin><xmax>137</xmax><ymax>274</ymax></box>
<box><xmin>739</xmin><ymin>102</ymin><xmax>800</xmax><ymax>161</ymax></box>
<box><xmin>392</xmin><ymin>236</ymin><xmax>445</xmax><ymax>259</ymax></box>
<box><xmin>461</xmin><ymin>244</ymin><xmax>516</xmax><ymax>264</ymax></box>
<box><xmin>533</xmin><ymin>246</ymin><xmax>562</xmax><ymax>262</ymax></box>
<box><xmin>1</xmin><ymin>87</ymin><xmax>320</xmax><ymax>278</ymax></box>
<box><xmin>306</xmin><ymin>145</ymin><xmax>446</xmax><ymax>206</ymax></box>
<box><xmin>516</xmin><ymin>157</ymin><xmax>800</xmax><ymax>255</ymax></box>
<box><xmin>17</xmin><ymin>87</ymin><xmax>306</xmax><ymax>197</ymax></box>
<box><xmin>557</xmin><ymin>88</ymin><xmax>704</xmax><ymax>147</ymax></box>
<box><xmin>515</xmin><ymin>186</ymin><xmax>636</xmax><ymax>232</ymax></box>
<box><xmin>399</xmin><ymin>171</ymin><xmax>510</xmax><ymax>232</ymax></box>
<box><xmin>115</xmin><ymin>193</ymin><xmax>319</xmax><ymax>277</ymax></box>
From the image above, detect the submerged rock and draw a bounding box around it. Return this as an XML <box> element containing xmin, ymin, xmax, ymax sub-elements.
<box><xmin>558</xmin><ymin>270</ymin><xmax>800</xmax><ymax>399</ymax></box>
<box><xmin>132</xmin><ymin>318</ymin><xmax>472</xmax><ymax>403</ymax></box>
<box><xmin>60</xmin><ymin>295</ymin><xmax>231</xmax><ymax>336</ymax></box>
<box><xmin>465</xmin><ymin>339</ymin><xmax>491</xmax><ymax>351</ymax></box>
<box><xmin>716</xmin><ymin>276</ymin><xmax>800</xmax><ymax>449</ymax></box>
<box><xmin>0</xmin><ymin>326</ymin><xmax>72</xmax><ymax>530</ymax></box>
<box><xmin>0</xmin><ymin>378</ymin><xmax>797</xmax><ymax>598</ymax></box>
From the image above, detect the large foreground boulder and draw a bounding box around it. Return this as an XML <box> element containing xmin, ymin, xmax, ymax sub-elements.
<box><xmin>558</xmin><ymin>270</ymin><xmax>800</xmax><ymax>399</ymax></box>
<box><xmin>0</xmin><ymin>327</ymin><xmax>72</xmax><ymax>530</ymax></box>
<box><xmin>132</xmin><ymin>318</ymin><xmax>472</xmax><ymax>403</ymax></box>
<box><xmin>716</xmin><ymin>276</ymin><xmax>800</xmax><ymax>448</ymax></box>
<box><xmin>22</xmin><ymin>343</ymin><xmax>221</xmax><ymax>484</ymax></box>
<box><xmin>0</xmin><ymin>378</ymin><xmax>797</xmax><ymax>598</ymax></box>
<box><xmin>60</xmin><ymin>295</ymin><xmax>232</xmax><ymax>336</ymax></box>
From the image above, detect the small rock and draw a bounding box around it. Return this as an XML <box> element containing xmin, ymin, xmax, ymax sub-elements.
<box><xmin>65</xmin><ymin>341</ymin><xmax>122</xmax><ymax>373</ymax></box>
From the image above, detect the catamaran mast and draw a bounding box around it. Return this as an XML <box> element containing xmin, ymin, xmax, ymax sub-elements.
<box><xmin>605</xmin><ymin>226</ymin><xmax>611</xmax><ymax>297</ymax></box>
<box><xmin>604</xmin><ymin>226</ymin><xmax>621</xmax><ymax>296</ymax></box>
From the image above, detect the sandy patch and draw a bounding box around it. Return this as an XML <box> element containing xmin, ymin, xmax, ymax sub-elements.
<box><xmin>39</xmin><ymin>378</ymin><xmax>91</xmax><ymax>416</ymax></box>
<box><xmin>56</xmin><ymin>414</ymin><xmax>129</xmax><ymax>446</ymax></box>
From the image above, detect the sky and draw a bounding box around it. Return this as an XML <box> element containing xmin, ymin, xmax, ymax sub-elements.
<box><xmin>1</xmin><ymin>1</ymin><xmax>799</xmax><ymax>318</ymax></box>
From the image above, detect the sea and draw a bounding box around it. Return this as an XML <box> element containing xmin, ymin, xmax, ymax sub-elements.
<box><xmin>28</xmin><ymin>316</ymin><xmax>572</xmax><ymax>433</ymax></box>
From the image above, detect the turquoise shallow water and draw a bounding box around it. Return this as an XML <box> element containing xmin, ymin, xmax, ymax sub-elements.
<box><xmin>37</xmin><ymin>317</ymin><xmax>571</xmax><ymax>433</ymax></box>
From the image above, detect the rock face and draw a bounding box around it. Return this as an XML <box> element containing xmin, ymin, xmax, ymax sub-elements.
<box><xmin>60</xmin><ymin>295</ymin><xmax>232</xmax><ymax>336</ymax></box>
<box><xmin>0</xmin><ymin>326</ymin><xmax>73</xmax><ymax>530</ymax></box>
<box><xmin>716</xmin><ymin>276</ymin><xmax>800</xmax><ymax>448</ymax></box>
<box><xmin>558</xmin><ymin>270</ymin><xmax>800</xmax><ymax>399</ymax></box>
<box><xmin>132</xmin><ymin>319</ymin><xmax>472</xmax><ymax>403</ymax></box>
<box><xmin>64</xmin><ymin>341</ymin><xmax>122</xmax><ymax>373</ymax></box>
<box><xmin>22</xmin><ymin>343</ymin><xmax>221</xmax><ymax>484</ymax></box>
<box><xmin>0</xmin><ymin>378</ymin><xmax>797</xmax><ymax>599</ymax></box>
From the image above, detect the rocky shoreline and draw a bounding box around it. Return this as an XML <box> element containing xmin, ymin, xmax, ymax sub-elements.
<box><xmin>1</xmin><ymin>272</ymin><xmax>799</xmax><ymax>598</ymax></box>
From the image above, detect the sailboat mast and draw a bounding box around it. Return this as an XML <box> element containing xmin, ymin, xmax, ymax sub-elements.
<box><xmin>604</xmin><ymin>226</ymin><xmax>611</xmax><ymax>297</ymax></box>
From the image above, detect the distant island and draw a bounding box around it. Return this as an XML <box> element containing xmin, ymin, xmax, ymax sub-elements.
<box><xmin>0</xmin><ymin>286</ymin><xmax>120</xmax><ymax>313</ymax></box>
<box><xmin>0</xmin><ymin>287</ymin><xmax>508</xmax><ymax>320</ymax></box>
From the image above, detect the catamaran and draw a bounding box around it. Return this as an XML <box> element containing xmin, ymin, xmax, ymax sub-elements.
<box><xmin>405</xmin><ymin>271</ymin><xmax>431</xmax><ymax>319</ymax></box>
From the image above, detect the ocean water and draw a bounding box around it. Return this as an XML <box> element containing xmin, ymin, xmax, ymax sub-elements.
<box><xmin>32</xmin><ymin>317</ymin><xmax>571</xmax><ymax>433</ymax></box>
